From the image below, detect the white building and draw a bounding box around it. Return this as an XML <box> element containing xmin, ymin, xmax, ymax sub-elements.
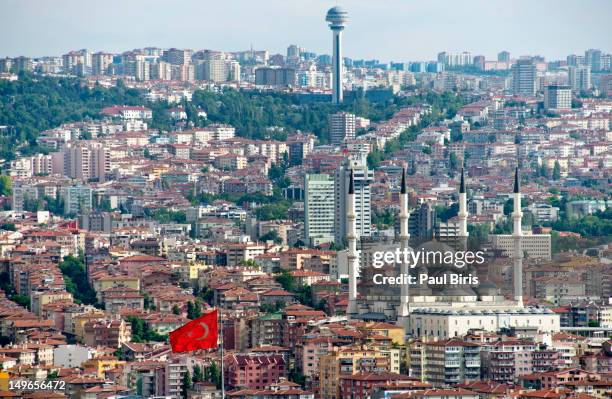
<box><xmin>544</xmin><ymin>85</ymin><xmax>572</xmax><ymax>111</ymax></box>
<box><xmin>334</xmin><ymin>160</ymin><xmax>372</xmax><ymax>244</ymax></box>
<box><xmin>53</xmin><ymin>345</ymin><xmax>94</xmax><ymax>368</ymax></box>
<box><xmin>409</xmin><ymin>307</ymin><xmax>560</xmax><ymax>338</ymax></box>
<box><xmin>61</xmin><ymin>185</ymin><xmax>93</xmax><ymax>215</ymax></box>
<box><xmin>568</xmin><ymin>66</ymin><xmax>591</xmax><ymax>92</ymax></box>
<box><xmin>329</xmin><ymin>112</ymin><xmax>356</xmax><ymax>145</ymax></box>
<box><xmin>490</xmin><ymin>233</ymin><xmax>552</xmax><ymax>260</ymax></box>
<box><xmin>512</xmin><ymin>58</ymin><xmax>537</xmax><ymax>96</ymax></box>
<box><xmin>304</xmin><ymin>174</ymin><xmax>335</xmax><ymax>246</ymax></box>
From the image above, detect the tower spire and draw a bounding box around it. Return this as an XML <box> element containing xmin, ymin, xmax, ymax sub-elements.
<box><xmin>513</xmin><ymin>166</ymin><xmax>520</xmax><ymax>193</ymax></box>
<box><xmin>346</xmin><ymin>168</ymin><xmax>358</xmax><ymax>318</ymax></box>
<box><xmin>512</xmin><ymin>166</ymin><xmax>524</xmax><ymax>307</ymax></box>
<box><xmin>458</xmin><ymin>167</ymin><xmax>469</xmax><ymax>239</ymax></box>
<box><xmin>398</xmin><ymin>167</ymin><xmax>411</xmax><ymax>325</ymax></box>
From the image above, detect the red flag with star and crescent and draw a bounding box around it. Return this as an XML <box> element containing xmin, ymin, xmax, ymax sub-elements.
<box><xmin>169</xmin><ymin>309</ymin><xmax>218</xmax><ymax>353</ymax></box>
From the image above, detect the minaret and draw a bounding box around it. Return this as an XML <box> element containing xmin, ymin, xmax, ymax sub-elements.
<box><xmin>346</xmin><ymin>169</ymin><xmax>359</xmax><ymax>317</ymax></box>
<box><xmin>398</xmin><ymin>168</ymin><xmax>411</xmax><ymax>320</ymax></box>
<box><xmin>458</xmin><ymin>168</ymin><xmax>469</xmax><ymax>239</ymax></box>
<box><xmin>512</xmin><ymin>167</ymin><xmax>524</xmax><ymax>307</ymax></box>
<box><xmin>326</xmin><ymin>7</ymin><xmax>348</xmax><ymax>104</ymax></box>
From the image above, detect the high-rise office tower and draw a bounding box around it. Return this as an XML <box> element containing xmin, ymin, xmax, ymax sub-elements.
<box><xmin>255</xmin><ymin>67</ymin><xmax>296</xmax><ymax>87</ymax></box>
<box><xmin>329</xmin><ymin>112</ymin><xmax>356</xmax><ymax>145</ymax></box>
<box><xmin>473</xmin><ymin>55</ymin><xmax>485</xmax><ymax>70</ymax></box>
<box><xmin>286</xmin><ymin>45</ymin><xmax>302</xmax><ymax>59</ymax></box>
<box><xmin>62</xmin><ymin>142</ymin><xmax>111</xmax><ymax>183</ymax></box>
<box><xmin>197</xmin><ymin>59</ymin><xmax>240</xmax><ymax>83</ymax></box>
<box><xmin>569</xmin><ymin>66</ymin><xmax>592</xmax><ymax>92</ymax></box>
<box><xmin>544</xmin><ymin>85</ymin><xmax>572</xmax><ymax>111</ymax></box>
<box><xmin>498</xmin><ymin>51</ymin><xmax>511</xmax><ymax>62</ymax></box>
<box><xmin>304</xmin><ymin>174</ymin><xmax>336</xmax><ymax>246</ymax></box>
<box><xmin>325</xmin><ymin>7</ymin><xmax>348</xmax><ymax>104</ymax></box>
<box><xmin>409</xmin><ymin>203</ymin><xmax>436</xmax><ymax>244</ymax></box>
<box><xmin>512</xmin><ymin>58</ymin><xmax>537</xmax><ymax>96</ymax></box>
<box><xmin>92</xmin><ymin>52</ymin><xmax>113</xmax><ymax>76</ymax></box>
<box><xmin>165</xmin><ymin>48</ymin><xmax>192</xmax><ymax>65</ymax></box>
<box><xmin>334</xmin><ymin>159</ymin><xmax>372</xmax><ymax>244</ymax></box>
<box><xmin>585</xmin><ymin>49</ymin><xmax>602</xmax><ymax>72</ymax></box>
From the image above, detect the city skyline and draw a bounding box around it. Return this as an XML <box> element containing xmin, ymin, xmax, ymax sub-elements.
<box><xmin>1</xmin><ymin>0</ymin><xmax>611</xmax><ymax>61</ymax></box>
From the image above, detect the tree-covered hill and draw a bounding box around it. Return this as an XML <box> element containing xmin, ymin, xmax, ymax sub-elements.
<box><xmin>0</xmin><ymin>74</ymin><xmax>143</xmax><ymax>159</ymax></box>
<box><xmin>0</xmin><ymin>73</ymin><xmax>459</xmax><ymax>160</ymax></box>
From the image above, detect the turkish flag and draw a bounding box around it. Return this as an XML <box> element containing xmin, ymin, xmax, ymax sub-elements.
<box><xmin>169</xmin><ymin>309</ymin><xmax>218</xmax><ymax>353</ymax></box>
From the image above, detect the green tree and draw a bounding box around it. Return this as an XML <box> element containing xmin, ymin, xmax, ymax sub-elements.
<box><xmin>47</xmin><ymin>370</ymin><xmax>59</xmax><ymax>380</ymax></box>
<box><xmin>113</xmin><ymin>346</ymin><xmax>125</xmax><ymax>360</ymax></box>
<box><xmin>205</xmin><ymin>361</ymin><xmax>222</xmax><ymax>389</ymax></box>
<box><xmin>552</xmin><ymin>161</ymin><xmax>561</xmax><ymax>180</ymax></box>
<box><xmin>260</xmin><ymin>230</ymin><xmax>283</xmax><ymax>244</ymax></box>
<box><xmin>449</xmin><ymin>152</ymin><xmax>459</xmax><ymax>171</ymax></box>
<box><xmin>0</xmin><ymin>222</ymin><xmax>16</xmax><ymax>231</ymax></box>
<box><xmin>0</xmin><ymin>175</ymin><xmax>12</xmax><ymax>196</ymax></box>
<box><xmin>59</xmin><ymin>255</ymin><xmax>98</xmax><ymax>306</ymax></box>
<box><xmin>193</xmin><ymin>365</ymin><xmax>204</xmax><ymax>383</ymax></box>
<box><xmin>187</xmin><ymin>301</ymin><xmax>202</xmax><ymax>320</ymax></box>
<box><xmin>275</xmin><ymin>269</ymin><xmax>297</xmax><ymax>292</ymax></box>
<box><xmin>182</xmin><ymin>370</ymin><xmax>192</xmax><ymax>398</ymax></box>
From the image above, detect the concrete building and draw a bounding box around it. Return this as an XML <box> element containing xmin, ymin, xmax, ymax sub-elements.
<box><xmin>255</xmin><ymin>67</ymin><xmax>296</xmax><ymax>87</ymax></box>
<box><xmin>480</xmin><ymin>339</ymin><xmax>552</xmax><ymax>383</ymax></box>
<box><xmin>490</xmin><ymin>233</ymin><xmax>552</xmax><ymax>260</ymax></box>
<box><xmin>61</xmin><ymin>142</ymin><xmax>111</xmax><ymax>182</ymax></box>
<box><xmin>53</xmin><ymin>345</ymin><xmax>94</xmax><ymax>368</ymax></box>
<box><xmin>319</xmin><ymin>346</ymin><xmax>397</xmax><ymax>399</ymax></box>
<box><xmin>164</xmin><ymin>48</ymin><xmax>192</xmax><ymax>65</ymax></box>
<box><xmin>585</xmin><ymin>48</ymin><xmax>602</xmax><ymax>72</ymax></box>
<box><xmin>544</xmin><ymin>85</ymin><xmax>572</xmax><ymax>111</ymax></box>
<box><xmin>512</xmin><ymin>58</ymin><xmax>537</xmax><ymax>96</ymax></box>
<box><xmin>197</xmin><ymin>59</ymin><xmax>240</xmax><ymax>82</ymax></box>
<box><xmin>523</xmin><ymin>203</ymin><xmax>560</xmax><ymax>222</ymax></box>
<box><xmin>408</xmin><ymin>307</ymin><xmax>560</xmax><ymax>338</ymax></box>
<box><xmin>568</xmin><ymin>66</ymin><xmax>592</xmax><ymax>92</ymax></box>
<box><xmin>91</xmin><ymin>52</ymin><xmax>113</xmax><ymax>75</ymax></box>
<box><xmin>409</xmin><ymin>339</ymin><xmax>481</xmax><ymax>386</ymax></box>
<box><xmin>61</xmin><ymin>185</ymin><xmax>93</xmax><ymax>216</ymax></box>
<box><xmin>329</xmin><ymin>112</ymin><xmax>356</xmax><ymax>145</ymax></box>
<box><xmin>224</xmin><ymin>353</ymin><xmax>287</xmax><ymax>390</ymax></box>
<box><xmin>334</xmin><ymin>160</ymin><xmax>372</xmax><ymax>244</ymax></box>
<box><xmin>498</xmin><ymin>51</ymin><xmax>511</xmax><ymax>62</ymax></box>
<box><xmin>409</xmin><ymin>203</ymin><xmax>437</xmax><ymax>244</ymax></box>
<box><xmin>304</xmin><ymin>174</ymin><xmax>335</xmax><ymax>246</ymax></box>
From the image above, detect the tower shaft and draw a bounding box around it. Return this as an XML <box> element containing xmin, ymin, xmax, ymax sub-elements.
<box><xmin>399</xmin><ymin>189</ymin><xmax>410</xmax><ymax>317</ymax></box>
<box><xmin>512</xmin><ymin>168</ymin><xmax>523</xmax><ymax>307</ymax></box>
<box><xmin>332</xmin><ymin>29</ymin><xmax>343</xmax><ymax>104</ymax></box>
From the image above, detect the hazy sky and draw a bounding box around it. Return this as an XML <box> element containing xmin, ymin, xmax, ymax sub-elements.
<box><xmin>1</xmin><ymin>0</ymin><xmax>610</xmax><ymax>61</ymax></box>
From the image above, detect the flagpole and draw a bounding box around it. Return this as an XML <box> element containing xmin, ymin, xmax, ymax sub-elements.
<box><xmin>219</xmin><ymin>307</ymin><xmax>225</xmax><ymax>399</ymax></box>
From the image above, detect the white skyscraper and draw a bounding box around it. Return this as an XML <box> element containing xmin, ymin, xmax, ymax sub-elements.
<box><xmin>334</xmin><ymin>159</ymin><xmax>372</xmax><ymax>245</ymax></box>
<box><xmin>329</xmin><ymin>112</ymin><xmax>356</xmax><ymax>145</ymax></box>
<box><xmin>325</xmin><ymin>7</ymin><xmax>348</xmax><ymax>104</ymax></box>
<box><xmin>304</xmin><ymin>174</ymin><xmax>335</xmax><ymax>246</ymax></box>
<box><xmin>512</xmin><ymin>58</ymin><xmax>537</xmax><ymax>96</ymax></box>
<box><xmin>544</xmin><ymin>85</ymin><xmax>572</xmax><ymax>111</ymax></box>
<box><xmin>568</xmin><ymin>66</ymin><xmax>591</xmax><ymax>92</ymax></box>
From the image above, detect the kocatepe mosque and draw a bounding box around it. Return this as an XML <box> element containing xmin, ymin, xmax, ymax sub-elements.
<box><xmin>343</xmin><ymin>167</ymin><xmax>560</xmax><ymax>338</ymax></box>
